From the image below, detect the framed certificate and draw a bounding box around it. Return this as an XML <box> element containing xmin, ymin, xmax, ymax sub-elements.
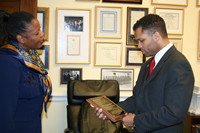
<box><xmin>102</xmin><ymin>0</ymin><xmax>142</xmax><ymax>4</ymax></box>
<box><xmin>125</xmin><ymin>47</ymin><xmax>145</xmax><ymax>66</ymax></box>
<box><xmin>94</xmin><ymin>41</ymin><xmax>122</xmax><ymax>66</ymax></box>
<box><xmin>152</xmin><ymin>0</ymin><xmax>188</xmax><ymax>6</ymax></box>
<box><xmin>95</xmin><ymin>6</ymin><xmax>122</xmax><ymax>38</ymax></box>
<box><xmin>155</xmin><ymin>7</ymin><xmax>184</xmax><ymax>35</ymax></box>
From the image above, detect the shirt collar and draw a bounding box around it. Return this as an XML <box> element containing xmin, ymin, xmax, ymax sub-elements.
<box><xmin>154</xmin><ymin>42</ymin><xmax>173</xmax><ymax>67</ymax></box>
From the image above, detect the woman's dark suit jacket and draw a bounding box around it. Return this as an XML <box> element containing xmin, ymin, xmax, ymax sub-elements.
<box><xmin>0</xmin><ymin>50</ymin><xmax>44</xmax><ymax>133</ymax></box>
<box><xmin>118</xmin><ymin>45</ymin><xmax>195</xmax><ymax>133</ymax></box>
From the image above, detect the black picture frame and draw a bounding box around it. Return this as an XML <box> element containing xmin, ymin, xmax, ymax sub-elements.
<box><xmin>60</xmin><ymin>68</ymin><xmax>82</xmax><ymax>85</ymax></box>
<box><xmin>37</xmin><ymin>45</ymin><xmax>49</xmax><ymax>69</ymax></box>
<box><xmin>125</xmin><ymin>47</ymin><xmax>146</xmax><ymax>66</ymax></box>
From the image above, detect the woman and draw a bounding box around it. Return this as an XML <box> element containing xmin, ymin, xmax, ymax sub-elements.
<box><xmin>0</xmin><ymin>11</ymin><xmax>52</xmax><ymax>133</ymax></box>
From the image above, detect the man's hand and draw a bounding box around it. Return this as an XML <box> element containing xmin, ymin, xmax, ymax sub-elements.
<box><xmin>122</xmin><ymin>113</ymin><xmax>136</xmax><ymax>128</ymax></box>
<box><xmin>94</xmin><ymin>107</ymin><xmax>108</xmax><ymax>120</ymax></box>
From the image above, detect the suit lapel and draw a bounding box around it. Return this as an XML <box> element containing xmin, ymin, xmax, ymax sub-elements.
<box><xmin>140</xmin><ymin>46</ymin><xmax>176</xmax><ymax>90</ymax></box>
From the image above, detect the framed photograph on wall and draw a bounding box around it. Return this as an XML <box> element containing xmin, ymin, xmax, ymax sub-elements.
<box><xmin>152</xmin><ymin>0</ymin><xmax>188</xmax><ymax>6</ymax></box>
<box><xmin>60</xmin><ymin>68</ymin><xmax>82</xmax><ymax>85</ymax></box>
<box><xmin>102</xmin><ymin>0</ymin><xmax>142</xmax><ymax>4</ymax></box>
<box><xmin>169</xmin><ymin>37</ymin><xmax>183</xmax><ymax>52</ymax></box>
<box><xmin>101</xmin><ymin>68</ymin><xmax>134</xmax><ymax>91</ymax></box>
<box><xmin>95</xmin><ymin>42</ymin><xmax>122</xmax><ymax>66</ymax></box>
<box><xmin>125</xmin><ymin>47</ymin><xmax>145</xmax><ymax>67</ymax></box>
<box><xmin>37</xmin><ymin>7</ymin><xmax>49</xmax><ymax>41</ymax></box>
<box><xmin>36</xmin><ymin>45</ymin><xmax>49</xmax><ymax>69</ymax></box>
<box><xmin>155</xmin><ymin>7</ymin><xmax>184</xmax><ymax>35</ymax></box>
<box><xmin>56</xmin><ymin>8</ymin><xmax>91</xmax><ymax>64</ymax></box>
<box><xmin>95</xmin><ymin>6</ymin><xmax>122</xmax><ymax>38</ymax></box>
<box><xmin>126</xmin><ymin>7</ymin><xmax>148</xmax><ymax>46</ymax></box>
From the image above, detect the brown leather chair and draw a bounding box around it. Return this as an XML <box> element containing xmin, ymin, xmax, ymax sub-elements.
<box><xmin>64</xmin><ymin>80</ymin><xmax>123</xmax><ymax>133</ymax></box>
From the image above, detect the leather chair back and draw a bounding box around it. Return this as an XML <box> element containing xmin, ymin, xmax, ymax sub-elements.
<box><xmin>65</xmin><ymin>80</ymin><xmax>121</xmax><ymax>133</ymax></box>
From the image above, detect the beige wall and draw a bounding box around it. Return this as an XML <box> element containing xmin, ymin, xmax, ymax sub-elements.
<box><xmin>38</xmin><ymin>0</ymin><xmax>200</xmax><ymax>132</ymax></box>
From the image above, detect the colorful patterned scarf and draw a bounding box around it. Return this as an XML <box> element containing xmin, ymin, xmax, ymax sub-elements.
<box><xmin>0</xmin><ymin>41</ymin><xmax>52</xmax><ymax>112</ymax></box>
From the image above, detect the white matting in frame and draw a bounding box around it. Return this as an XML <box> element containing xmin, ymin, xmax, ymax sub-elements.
<box><xmin>152</xmin><ymin>0</ymin><xmax>188</xmax><ymax>6</ymax></box>
<box><xmin>101</xmin><ymin>68</ymin><xmax>134</xmax><ymax>91</ymax></box>
<box><xmin>155</xmin><ymin>7</ymin><xmax>184</xmax><ymax>35</ymax></box>
<box><xmin>169</xmin><ymin>37</ymin><xmax>182</xmax><ymax>52</ymax></box>
<box><xmin>56</xmin><ymin>8</ymin><xmax>91</xmax><ymax>64</ymax></box>
<box><xmin>95</xmin><ymin>42</ymin><xmax>122</xmax><ymax>66</ymax></box>
<box><xmin>95</xmin><ymin>6</ymin><xmax>122</xmax><ymax>38</ymax></box>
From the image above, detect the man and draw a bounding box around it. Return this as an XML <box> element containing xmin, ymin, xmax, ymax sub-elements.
<box><xmin>95</xmin><ymin>14</ymin><xmax>194</xmax><ymax>133</ymax></box>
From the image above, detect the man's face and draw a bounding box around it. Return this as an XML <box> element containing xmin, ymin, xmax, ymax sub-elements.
<box><xmin>134</xmin><ymin>27</ymin><xmax>158</xmax><ymax>57</ymax></box>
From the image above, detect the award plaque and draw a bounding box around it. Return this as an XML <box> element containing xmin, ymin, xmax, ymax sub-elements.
<box><xmin>86</xmin><ymin>95</ymin><xmax>127</xmax><ymax>122</ymax></box>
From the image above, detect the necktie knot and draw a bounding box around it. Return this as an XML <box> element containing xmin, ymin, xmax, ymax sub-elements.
<box><xmin>147</xmin><ymin>57</ymin><xmax>155</xmax><ymax>79</ymax></box>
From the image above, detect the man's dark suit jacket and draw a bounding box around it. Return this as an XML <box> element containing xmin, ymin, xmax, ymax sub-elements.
<box><xmin>118</xmin><ymin>45</ymin><xmax>194</xmax><ymax>133</ymax></box>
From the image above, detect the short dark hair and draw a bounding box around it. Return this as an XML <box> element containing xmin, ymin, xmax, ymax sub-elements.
<box><xmin>0</xmin><ymin>11</ymin><xmax>34</xmax><ymax>43</ymax></box>
<box><xmin>133</xmin><ymin>14</ymin><xmax>168</xmax><ymax>38</ymax></box>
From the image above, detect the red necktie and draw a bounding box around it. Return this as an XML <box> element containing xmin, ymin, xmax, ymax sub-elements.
<box><xmin>147</xmin><ymin>57</ymin><xmax>155</xmax><ymax>79</ymax></box>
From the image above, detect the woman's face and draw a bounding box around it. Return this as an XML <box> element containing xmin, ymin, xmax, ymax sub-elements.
<box><xmin>19</xmin><ymin>19</ymin><xmax>44</xmax><ymax>51</ymax></box>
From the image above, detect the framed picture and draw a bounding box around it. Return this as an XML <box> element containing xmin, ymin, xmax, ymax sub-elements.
<box><xmin>101</xmin><ymin>68</ymin><xmax>134</xmax><ymax>91</ymax></box>
<box><xmin>60</xmin><ymin>68</ymin><xmax>82</xmax><ymax>85</ymax></box>
<box><xmin>102</xmin><ymin>0</ymin><xmax>142</xmax><ymax>4</ymax></box>
<box><xmin>36</xmin><ymin>45</ymin><xmax>49</xmax><ymax>69</ymax></box>
<box><xmin>126</xmin><ymin>7</ymin><xmax>148</xmax><ymax>46</ymax></box>
<box><xmin>169</xmin><ymin>37</ymin><xmax>182</xmax><ymax>52</ymax></box>
<box><xmin>197</xmin><ymin>0</ymin><xmax>200</xmax><ymax>6</ymax></box>
<box><xmin>152</xmin><ymin>0</ymin><xmax>188</xmax><ymax>6</ymax></box>
<box><xmin>95</xmin><ymin>42</ymin><xmax>122</xmax><ymax>66</ymax></box>
<box><xmin>95</xmin><ymin>6</ymin><xmax>122</xmax><ymax>38</ymax></box>
<box><xmin>56</xmin><ymin>8</ymin><xmax>91</xmax><ymax>64</ymax></box>
<box><xmin>155</xmin><ymin>7</ymin><xmax>184</xmax><ymax>35</ymax></box>
<box><xmin>125</xmin><ymin>47</ymin><xmax>145</xmax><ymax>66</ymax></box>
<box><xmin>37</xmin><ymin>7</ymin><xmax>49</xmax><ymax>41</ymax></box>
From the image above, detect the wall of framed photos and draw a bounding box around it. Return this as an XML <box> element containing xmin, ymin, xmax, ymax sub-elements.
<box><xmin>38</xmin><ymin>0</ymin><xmax>200</xmax><ymax>132</ymax></box>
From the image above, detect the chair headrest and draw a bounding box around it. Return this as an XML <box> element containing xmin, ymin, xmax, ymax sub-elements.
<box><xmin>67</xmin><ymin>80</ymin><xmax>119</xmax><ymax>104</ymax></box>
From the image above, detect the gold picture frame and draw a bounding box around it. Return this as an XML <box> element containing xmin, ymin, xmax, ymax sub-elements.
<box><xmin>37</xmin><ymin>7</ymin><xmax>49</xmax><ymax>41</ymax></box>
<box><xmin>126</xmin><ymin>7</ymin><xmax>149</xmax><ymax>46</ymax></box>
<box><xmin>169</xmin><ymin>37</ymin><xmax>183</xmax><ymax>52</ymax></box>
<box><xmin>94</xmin><ymin>41</ymin><xmax>122</xmax><ymax>66</ymax></box>
<box><xmin>95</xmin><ymin>5</ymin><xmax>122</xmax><ymax>38</ymax></box>
<box><xmin>197</xmin><ymin>0</ymin><xmax>200</xmax><ymax>6</ymax></box>
<box><xmin>152</xmin><ymin>0</ymin><xmax>188</xmax><ymax>6</ymax></box>
<box><xmin>56</xmin><ymin>8</ymin><xmax>91</xmax><ymax>64</ymax></box>
<box><xmin>155</xmin><ymin>7</ymin><xmax>184</xmax><ymax>35</ymax></box>
<box><xmin>198</xmin><ymin>10</ymin><xmax>200</xmax><ymax>60</ymax></box>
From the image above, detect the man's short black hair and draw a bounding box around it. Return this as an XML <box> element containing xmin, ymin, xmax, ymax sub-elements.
<box><xmin>133</xmin><ymin>14</ymin><xmax>168</xmax><ymax>38</ymax></box>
